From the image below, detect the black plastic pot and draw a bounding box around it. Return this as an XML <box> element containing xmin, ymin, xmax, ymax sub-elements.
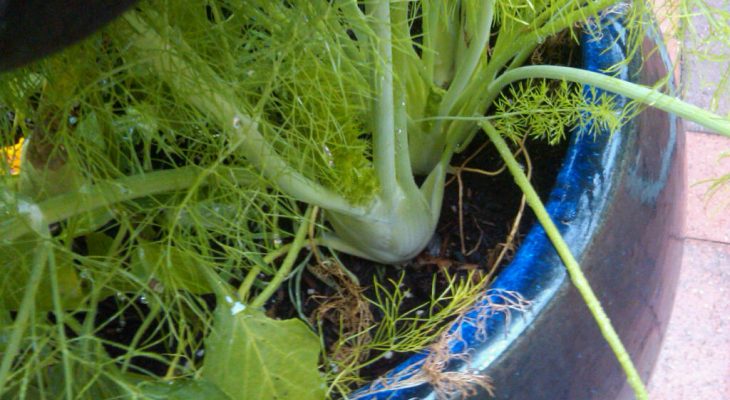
<box><xmin>0</xmin><ymin>0</ymin><xmax>137</xmax><ymax>71</ymax></box>
<box><xmin>354</xmin><ymin>15</ymin><xmax>684</xmax><ymax>400</ymax></box>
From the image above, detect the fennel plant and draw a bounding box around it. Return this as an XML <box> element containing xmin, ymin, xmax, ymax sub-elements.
<box><xmin>1</xmin><ymin>1</ymin><xmax>729</xmax><ymax>399</ymax></box>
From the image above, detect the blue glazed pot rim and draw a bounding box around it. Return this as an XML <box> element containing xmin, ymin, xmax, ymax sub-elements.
<box><xmin>352</xmin><ymin>14</ymin><xmax>677</xmax><ymax>400</ymax></box>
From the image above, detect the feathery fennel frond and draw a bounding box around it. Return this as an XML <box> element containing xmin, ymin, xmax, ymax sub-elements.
<box><xmin>492</xmin><ymin>79</ymin><xmax>624</xmax><ymax>144</ymax></box>
<box><xmin>136</xmin><ymin>0</ymin><xmax>379</xmax><ymax>204</ymax></box>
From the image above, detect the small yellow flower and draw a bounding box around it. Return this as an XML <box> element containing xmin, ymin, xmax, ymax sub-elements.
<box><xmin>2</xmin><ymin>137</ymin><xmax>24</xmax><ymax>175</ymax></box>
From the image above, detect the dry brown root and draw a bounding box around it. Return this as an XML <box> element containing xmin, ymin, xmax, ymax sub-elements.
<box><xmin>354</xmin><ymin>289</ymin><xmax>530</xmax><ymax>400</ymax></box>
<box><xmin>309</xmin><ymin>257</ymin><xmax>374</xmax><ymax>367</ymax></box>
<box><xmin>450</xmin><ymin>137</ymin><xmax>533</xmax><ymax>284</ymax></box>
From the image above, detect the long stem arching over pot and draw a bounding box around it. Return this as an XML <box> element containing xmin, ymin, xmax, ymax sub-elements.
<box><xmin>488</xmin><ymin>65</ymin><xmax>730</xmax><ymax>137</ymax></box>
<box><xmin>482</xmin><ymin>121</ymin><xmax>649</xmax><ymax>400</ymax></box>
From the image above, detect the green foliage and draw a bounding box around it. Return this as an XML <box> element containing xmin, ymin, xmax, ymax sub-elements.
<box><xmin>134</xmin><ymin>0</ymin><xmax>378</xmax><ymax>204</ymax></box>
<box><xmin>130</xmin><ymin>240</ymin><xmax>213</xmax><ymax>294</ymax></box>
<box><xmin>492</xmin><ymin>80</ymin><xmax>624</xmax><ymax>144</ymax></box>
<box><xmin>139</xmin><ymin>380</ymin><xmax>233</xmax><ymax>400</ymax></box>
<box><xmin>367</xmin><ymin>272</ymin><xmax>487</xmax><ymax>353</ymax></box>
<box><xmin>323</xmin><ymin>271</ymin><xmax>490</xmax><ymax>396</ymax></box>
<box><xmin>697</xmin><ymin>151</ymin><xmax>730</xmax><ymax>205</ymax></box>
<box><xmin>203</xmin><ymin>302</ymin><xmax>325</xmax><ymax>400</ymax></box>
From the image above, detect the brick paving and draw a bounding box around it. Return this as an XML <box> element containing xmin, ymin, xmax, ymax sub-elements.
<box><xmin>647</xmin><ymin>2</ymin><xmax>730</xmax><ymax>397</ymax></box>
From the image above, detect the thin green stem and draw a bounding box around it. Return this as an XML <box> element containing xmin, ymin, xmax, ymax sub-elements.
<box><xmin>418</xmin><ymin>2</ymin><xmax>496</xmax><ymax>170</ymax></box>
<box><xmin>238</xmin><ymin>266</ymin><xmax>260</xmax><ymax>302</ymax></box>
<box><xmin>389</xmin><ymin>9</ymin><xmax>416</xmax><ymax>187</ymax></box>
<box><xmin>482</xmin><ymin>121</ymin><xmax>648</xmax><ymax>400</ymax></box>
<box><xmin>121</xmin><ymin>306</ymin><xmax>162</xmax><ymax>373</ymax></box>
<box><xmin>318</xmin><ymin>233</ymin><xmax>375</xmax><ymax>261</ymax></box>
<box><xmin>419</xmin><ymin>144</ymin><xmax>453</xmax><ymax>228</ymax></box>
<box><xmin>390</xmin><ymin>2</ymin><xmax>421</xmax><ymax>69</ymax></box>
<box><xmin>394</xmin><ymin>85</ymin><xmax>414</xmax><ymax>185</ymax></box>
<box><xmin>0</xmin><ymin>166</ymin><xmax>249</xmax><ymax>242</ymax></box>
<box><xmin>369</xmin><ymin>0</ymin><xmax>399</xmax><ymax>198</ymax></box>
<box><xmin>388</xmin><ymin>1</ymin><xmax>428</xmax><ymax>120</ymax></box>
<box><xmin>387</xmin><ymin>3</ymin><xmax>417</xmax><ymax>185</ymax></box>
<box><xmin>488</xmin><ymin>65</ymin><xmax>730</xmax><ymax>137</ymax></box>
<box><xmin>334</xmin><ymin>0</ymin><xmax>371</xmax><ymax>43</ymax></box>
<box><xmin>0</xmin><ymin>241</ymin><xmax>48</xmax><ymax>394</ymax></box>
<box><xmin>420</xmin><ymin>1</ymin><xmax>437</xmax><ymax>84</ymax></box>
<box><xmin>237</xmin><ymin>243</ymin><xmax>294</xmax><ymax>301</ymax></box>
<box><xmin>507</xmin><ymin>44</ymin><xmax>539</xmax><ymax>71</ymax></box>
<box><xmin>440</xmin><ymin>0</ymin><xmax>495</xmax><ymax>117</ymax></box>
<box><xmin>47</xmin><ymin>247</ymin><xmax>73</xmax><ymax>400</ymax></box>
<box><xmin>250</xmin><ymin>207</ymin><xmax>313</xmax><ymax>308</ymax></box>
<box><xmin>422</xmin><ymin>2</ymin><xmax>458</xmax><ymax>87</ymax></box>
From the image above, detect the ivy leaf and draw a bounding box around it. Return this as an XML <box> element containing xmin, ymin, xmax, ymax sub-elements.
<box><xmin>85</xmin><ymin>232</ymin><xmax>116</xmax><ymax>257</ymax></box>
<box><xmin>130</xmin><ymin>240</ymin><xmax>211</xmax><ymax>294</ymax></box>
<box><xmin>0</xmin><ymin>240</ymin><xmax>83</xmax><ymax>310</ymax></box>
<box><xmin>202</xmin><ymin>301</ymin><xmax>325</xmax><ymax>400</ymax></box>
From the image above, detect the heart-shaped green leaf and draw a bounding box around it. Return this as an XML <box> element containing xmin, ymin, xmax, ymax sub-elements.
<box><xmin>202</xmin><ymin>301</ymin><xmax>324</xmax><ymax>400</ymax></box>
<box><xmin>130</xmin><ymin>240</ymin><xmax>211</xmax><ymax>294</ymax></box>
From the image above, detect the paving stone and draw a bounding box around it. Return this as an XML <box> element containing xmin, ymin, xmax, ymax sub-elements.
<box><xmin>684</xmin><ymin>131</ymin><xmax>730</xmax><ymax>243</ymax></box>
<box><xmin>648</xmin><ymin>239</ymin><xmax>730</xmax><ymax>399</ymax></box>
<box><xmin>680</xmin><ymin>0</ymin><xmax>730</xmax><ymax>132</ymax></box>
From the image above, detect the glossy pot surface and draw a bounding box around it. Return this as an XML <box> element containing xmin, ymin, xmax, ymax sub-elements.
<box><xmin>354</xmin><ymin>15</ymin><xmax>684</xmax><ymax>400</ymax></box>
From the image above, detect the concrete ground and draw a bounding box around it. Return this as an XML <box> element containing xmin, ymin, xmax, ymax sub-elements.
<box><xmin>647</xmin><ymin>2</ymin><xmax>730</xmax><ymax>398</ymax></box>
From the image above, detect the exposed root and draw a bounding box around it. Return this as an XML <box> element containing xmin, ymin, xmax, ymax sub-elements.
<box><xmin>450</xmin><ymin>137</ymin><xmax>533</xmax><ymax>283</ymax></box>
<box><xmin>418</xmin><ymin>331</ymin><xmax>494</xmax><ymax>399</ymax></box>
<box><xmin>309</xmin><ymin>257</ymin><xmax>374</xmax><ymax>366</ymax></box>
<box><xmin>354</xmin><ymin>289</ymin><xmax>531</xmax><ymax>400</ymax></box>
<box><xmin>485</xmin><ymin>139</ymin><xmax>533</xmax><ymax>282</ymax></box>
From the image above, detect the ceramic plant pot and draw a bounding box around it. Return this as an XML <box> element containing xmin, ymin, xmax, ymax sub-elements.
<box><xmin>354</xmin><ymin>14</ymin><xmax>684</xmax><ymax>400</ymax></box>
